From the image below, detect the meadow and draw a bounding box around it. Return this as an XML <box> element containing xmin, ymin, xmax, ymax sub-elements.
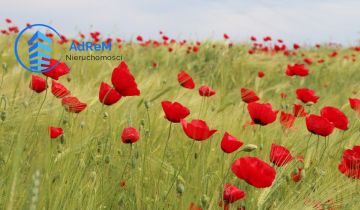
<box><xmin>0</xmin><ymin>29</ymin><xmax>359</xmax><ymax>210</ymax></box>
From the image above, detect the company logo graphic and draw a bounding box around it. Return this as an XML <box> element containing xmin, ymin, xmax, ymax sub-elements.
<box><xmin>28</xmin><ymin>31</ymin><xmax>52</xmax><ymax>72</ymax></box>
<box><xmin>14</xmin><ymin>24</ymin><xmax>62</xmax><ymax>73</ymax></box>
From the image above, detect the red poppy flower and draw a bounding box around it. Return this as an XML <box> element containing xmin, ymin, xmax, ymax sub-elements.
<box><xmin>338</xmin><ymin>146</ymin><xmax>360</xmax><ymax>179</ymax></box>
<box><xmin>240</xmin><ymin>88</ymin><xmax>260</xmax><ymax>103</ymax></box>
<box><xmin>61</xmin><ymin>96</ymin><xmax>87</xmax><ymax>113</ymax></box>
<box><xmin>51</xmin><ymin>80</ymin><xmax>70</xmax><ymax>98</ymax></box>
<box><xmin>192</xmin><ymin>46</ymin><xmax>199</xmax><ymax>53</ymax></box>
<box><xmin>220</xmin><ymin>132</ymin><xmax>243</xmax><ymax>153</ymax></box>
<box><xmin>5</xmin><ymin>18</ymin><xmax>12</xmax><ymax>23</ymax></box>
<box><xmin>280</xmin><ymin>92</ymin><xmax>287</xmax><ymax>99</ymax></box>
<box><xmin>263</xmin><ymin>36</ymin><xmax>272</xmax><ymax>41</ymax></box>
<box><xmin>136</xmin><ymin>35</ymin><xmax>143</xmax><ymax>42</ymax></box>
<box><xmin>161</xmin><ymin>101</ymin><xmax>190</xmax><ymax>123</ymax></box>
<box><xmin>293</xmin><ymin>43</ymin><xmax>300</xmax><ymax>49</ymax></box>
<box><xmin>305</xmin><ymin>114</ymin><xmax>334</xmax><ymax>137</ymax></box>
<box><xmin>189</xmin><ymin>202</ymin><xmax>202</xmax><ymax>210</ymax></box>
<box><xmin>285</xmin><ymin>64</ymin><xmax>309</xmax><ymax>77</ymax></box>
<box><xmin>291</xmin><ymin>168</ymin><xmax>302</xmax><ymax>182</ymax></box>
<box><xmin>180</xmin><ymin>119</ymin><xmax>217</xmax><ymax>141</ymax></box>
<box><xmin>270</xmin><ymin>144</ymin><xmax>293</xmax><ymax>166</ymax></box>
<box><xmin>198</xmin><ymin>85</ymin><xmax>216</xmax><ymax>97</ymax></box>
<box><xmin>48</xmin><ymin>126</ymin><xmax>63</xmax><ymax>139</ymax></box>
<box><xmin>231</xmin><ymin>156</ymin><xmax>276</xmax><ymax>188</ymax></box>
<box><xmin>320</xmin><ymin>106</ymin><xmax>348</xmax><ymax>130</ymax></box>
<box><xmin>42</xmin><ymin>59</ymin><xmax>70</xmax><ymax>80</ymax></box>
<box><xmin>317</xmin><ymin>59</ymin><xmax>325</xmax><ymax>64</ymax></box>
<box><xmin>296</xmin><ymin>88</ymin><xmax>319</xmax><ymax>104</ymax></box>
<box><xmin>223</xmin><ymin>184</ymin><xmax>246</xmax><ymax>203</ymax></box>
<box><xmin>99</xmin><ymin>82</ymin><xmax>122</xmax><ymax>105</ymax></box>
<box><xmin>30</xmin><ymin>75</ymin><xmax>47</xmax><ymax>93</ymax></box>
<box><xmin>280</xmin><ymin>111</ymin><xmax>296</xmax><ymax>129</ymax></box>
<box><xmin>223</xmin><ymin>33</ymin><xmax>230</xmax><ymax>40</ymax></box>
<box><xmin>250</xmin><ymin>36</ymin><xmax>257</xmax><ymax>41</ymax></box>
<box><xmin>247</xmin><ymin>102</ymin><xmax>278</xmax><ymax>126</ymax></box>
<box><xmin>119</xmin><ymin>180</ymin><xmax>126</xmax><ymax>188</ymax></box>
<box><xmin>121</xmin><ymin>127</ymin><xmax>140</xmax><ymax>144</ymax></box>
<box><xmin>329</xmin><ymin>51</ymin><xmax>337</xmax><ymax>57</ymax></box>
<box><xmin>304</xmin><ymin>58</ymin><xmax>313</xmax><ymax>65</ymax></box>
<box><xmin>293</xmin><ymin>104</ymin><xmax>308</xmax><ymax>117</ymax></box>
<box><xmin>8</xmin><ymin>26</ymin><xmax>19</xmax><ymax>33</ymax></box>
<box><xmin>111</xmin><ymin>61</ymin><xmax>140</xmax><ymax>96</ymax></box>
<box><xmin>257</xmin><ymin>71</ymin><xmax>265</xmax><ymax>78</ymax></box>
<box><xmin>349</xmin><ymin>98</ymin><xmax>360</xmax><ymax>115</ymax></box>
<box><xmin>178</xmin><ymin>70</ymin><xmax>195</xmax><ymax>89</ymax></box>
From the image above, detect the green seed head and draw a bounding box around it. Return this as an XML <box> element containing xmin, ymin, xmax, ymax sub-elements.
<box><xmin>0</xmin><ymin>111</ymin><xmax>6</xmax><ymax>121</ymax></box>
<box><xmin>241</xmin><ymin>144</ymin><xmax>258</xmax><ymax>152</ymax></box>
<box><xmin>176</xmin><ymin>183</ymin><xmax>185</xmax><ymax>195</ymax></box>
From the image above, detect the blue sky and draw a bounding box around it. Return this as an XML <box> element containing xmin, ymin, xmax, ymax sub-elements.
<box><xmin>1</xmin><ymin>0</ymin><xmax>360</xmax><ymax>44</ymax></box>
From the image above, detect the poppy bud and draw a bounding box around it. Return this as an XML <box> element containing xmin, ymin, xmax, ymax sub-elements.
<box><xmin>200</xmin><ymin>194</ymin><xmax>210</xmax><ymax>208</ymax></box>
<box><xmin>97</xmin><ymin>143</ymin><xmax>102</xmax><ymax>153</ymax></box>
<box><xmin>241</xmin><ymin>144</ymin><xmax>258</xmax><ymax>152</ymax></box>
<box><xmin>176</xmin><ymin>182</ymin><xmax>185</xmax><ymax>195</ymax></box>
<box><xmin>140</xmin><ymin>119</ymin><xmax>145</xmax><ymax>127</ymax></box>
<box><xmin>103</xmin><ymin>112</ymin><xmax>109</xmax><ymax>119</ymax></box>
<box><xmin>67</xmin><ymin>77</ymin><xmax>71</xmax><ymax>82</ymax></box>
<box><xmin>285</xmin><ymin>174</ymin><xmax>291</xmax><ymax>183</ymax></box>
<box><xmin>145</xmin><ymin>129</ymin><xmax>150</xmax><ymax>137</ymax></box>
<box><xmin>80</xmin><ymin>121</ymin><xmax>85</xmax><ymax>129</ymax></box>
<box><xmin>144</xmin><ymin>100</ymin><xmax>151</xmax><ymax>109</ymax></box>
<box><xmin>60</xmin><ymin>135</ymin><xmax>65</xmax><ymax>144</ymax></box>
<box><xmin>23</xmin><ymin>101</ymin><xmax>29</xmax><ymax>107</ymax></box>
<box><xmin>0</xmin><ymin>111</ymin><xmax>6</xmax><ymax>121</ymax></box>
<box><xmin>105</xmin><ymin>155</ymin><xmax>110</xmax><ymax>164</ymax></box>
<box><xmin>177</xmin><ymin>175</ymin><xmax>185</xmax><ymax>184</ymax></box>
<box><xmin>119</xmin><ymin>180</ymin><xmax>126</xmax><ymax>188</ymax></box>
<box><xmin>2</xmin><ymin>63</ymin><xmax>7</xmax><ymax>72</ymax></box>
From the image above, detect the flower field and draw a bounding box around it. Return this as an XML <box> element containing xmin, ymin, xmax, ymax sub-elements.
<box><xmin>0</xmin><ymin>20</ymin><xmax>360</xmax><ymax>210</ymax></box>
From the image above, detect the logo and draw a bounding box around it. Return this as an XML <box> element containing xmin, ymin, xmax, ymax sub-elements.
<box><xmin>69</xmin><ymin>41</ymin><xmax>111</xmax><ymax>51</ymax></box>
<box><xmin>14</xmin><ymin>24</ymin><xmax>62</xmax><ymax>73</ymax></box>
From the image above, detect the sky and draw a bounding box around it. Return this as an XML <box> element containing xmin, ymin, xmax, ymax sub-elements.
<box><xmin>1</xmin><ymin>0</ymin><xmax>360</xmax><ymax>45</ymax></box>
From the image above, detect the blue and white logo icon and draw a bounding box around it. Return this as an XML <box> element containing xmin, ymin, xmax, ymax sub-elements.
<box><xmin>14</xmin><ymin>24</ymin><xmax>62</xmax><ymax>73</ymax></box>
<box><xmin>28</xmin><ymin>31</ymin><xmax>52</xmax><ymax>72</ymax></box>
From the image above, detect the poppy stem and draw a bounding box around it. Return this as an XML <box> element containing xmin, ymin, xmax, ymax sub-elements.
<box><xmin>315</xmin><ymin>135</ymin><xmax>320</xmax><ymax>159</ymax></box>
<box><xmin>163</xmin><ymin>141</ymin><xmax>195</xmax><ymax>202</ymax></box>
<box><xmin>304</xmin><ymin>133</ymin><xmax>312</xmax><ymax>158</ymax></box>
<box><xmin>33</xmin><ymin>77</ymin><xmax>49</xmax><ymax>128</ymax></box>
<box><xmin>157</xmin><ymin>122</ymin><xmax>172</xmax><ymax>191</ymax></box>
<box><xmin>120</xmin><ymin>143</ymin><xmax>133</xmax><ymax>179</ymax></box>
<box><xmin>146</xmin><ymin>108</ymin><xmax>151</xmax><ymax>135</ymax></box>
<box><xmin>198</xmin><ymin>97</ymin><xmax>205</xmax><ymax>118</ymax></box>
<box><xmin>319</xmin><ymin>137</ymin><xmax>328</xmax><ymax>162</ymax></box>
